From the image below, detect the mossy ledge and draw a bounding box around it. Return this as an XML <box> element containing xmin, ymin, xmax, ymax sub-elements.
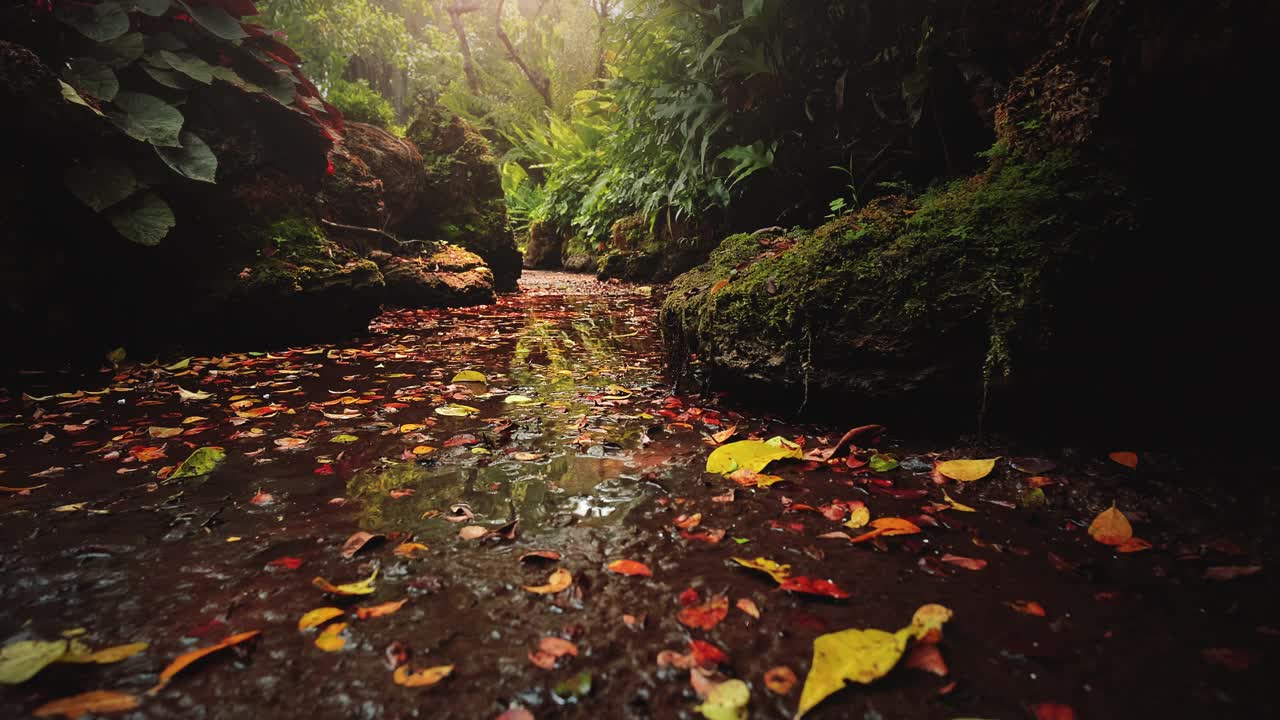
<box><xmin>661</xmin><ymin>147</ymin><xmax>1135</xmax><ymax>424</ymax></box>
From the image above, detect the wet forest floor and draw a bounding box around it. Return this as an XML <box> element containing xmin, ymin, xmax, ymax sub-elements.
<box><xmin>1</xmin><ymin>271</ymin><xmax>1277</xmax><ymax>720</ymax></box>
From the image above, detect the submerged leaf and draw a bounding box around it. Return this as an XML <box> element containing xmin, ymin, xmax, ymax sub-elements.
<box><xmin>393</xmin><ymin>664</ymin><xmax>454</xmax><ymax>688</ymax></box>
<box><xmin>936</xmin><ymin>458</ymin><xmax>999</xmax><ymax>482</ymax></box>
<box><xmin>696</xmin><ymin>678</ymin><xmax>749</xmax><ymax>720</ymax></box>
<box><xmin>297</xmin><ymin>607</ymin><xmax>345</xmax><ymax>631</ymax></box>
<box><xmin>523</xmin><ymin>568</ymin><xmax>572</xmax><ymax>594</ymax></box>
<box><xmin>313</xmin><ymin>568</ymin><xmax>379</xmax><ymax>596</ymax></box>
<box><xmin>730</xmin><ymin>556</ymin><xmax>791</xmax><ymax>584</ymax></box>
<box><xmin>607</xmin><ymin>559</ymin><xmax>653</xmax><ymax>577</ymax></box>
<box><xmin>147</xmin><ymin>630</ymin><xmax>260</xmax><ymax>695</ymax></box>
<box><xmin>1087</xmin><ymin>504</ymin><xmax>1133</xmax><ymax>546</ymax></box>
<box><xmin>33</xmin><ymin>690</ymin><xmax>140</xmax><ymax>718</ymax></box>
<box><xmin>171</xmin><ymin>446</ymin><xmax>226</xmax><ymax>479</ymax></box>
<box><xmin>0</xmin><ymin>639</ymin><xmax>67</xmax><ymax>684</ymax></box>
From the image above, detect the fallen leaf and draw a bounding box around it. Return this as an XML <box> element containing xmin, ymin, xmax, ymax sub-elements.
<box><xmin>706</xmin><ymin>437</ymin><xmax>802</xmax><ymax>476</ymax></box>
<box><xmin>1108</xmin><ymin>451</ymin><xmax>1139</xmax><ymax>468</ymax></box>
<box><xmin>941</xmin><ymin>490</ymin><xmax>976</xmax><ymax>512</ymax></box>
<box><xmin>940</xmin><ymin>554</ymin><xmax>988</xmax><ymax>570</ymax></box>
<box><xmin>1087</xmin><ymin>504</ymin><xmax>1133</xmax><ymax>546</ymax></box>
<box><xmin>518</xmin><ymin>550</ymin><xmax>562</xmax><ymax>563</ymax></box>
<box><xmin>710</xmin><ymin>425</ymin><xmax>738</xmax><ymax>444</ymax></box>
<box><xmin>678</xmin><ymin>594</ymin><xmax>729</xmax><ymax>630</ymax></box>
<box><xmin>779</xmin><ymin>577</ymin><xmax>850</xmax><ymax>599</ymax></box>
<box><xmin>313</xmin><ymin>568</ymin><xmax>379</xmax><ymax>596</ymax></box>
<box><xmin>909</xmin><ymin>604</ymin><xmax>953</xmax><ymax>643</ymax></box>
<box><xmin>393</xmin><ymin>664</ymin><xmax>453</xmax><ymax>688</ymax></box>
<box><xmin>267</xmin><ymin>557</ymin><xmax>303</xmax><ymax>571</ymax></box>
<box><xmin>1008</xmin><ymin>600</ymin><xmax>1047</xmax><ymax>617</ymax></box>
<box><xmin>59</xmin><ymin>642</ymin><xmax>147</xmax><ymax>664</ymax></box>
<box><xmin>330</xmin><ymin>434</ymin><xmax>360</xmax><ymax>444</ymax></box>
<box><xmin>936</xmin><ymin>458</ymin><xmax>999</xmax><ymax>482</ymax></box>
<box><xmin>504</xmin><ymin>395</ymin><xmax>534</xmax><ymax>404</ymax></box>
<box><xmin>674</xmin><ymin>512</ymin><xmax>702</xmax><ymax>530</ymax></box>
<box><xmin>552</xmin><ymin>670</ymin><xmax>592</xmax><ymax>700</ymax></box>
<box><xmin>730</xmin><ymin>556</ymin><xmax>792</xmax><ymax>584</ymax></box>
<box><xmin>32</xmin><ymin>690</ymin><xmax>140</xmax><ymax>718</ymax></box>
<box><xmin>844</xmin><ymin>504</ymin><xmax>871</xmax><ymax>528</ymax></box>
<box><xmin>1030</xmin><ymin>703</ymin><xmax>1077</xmax><ymax>720</ymax></box>
<box><xmin>903</xmin><ymin>644</ymin><xmax>948</xmax><ymax>676</ymax></box>
<box><xmin>523</xmin><ymin>568</ymin><xmax>572</xmax><ymax>594</ymax></box>
<box><xmin>298</xmin><ymin>607</ymin><xmax>346</xmax><ymax>631</ymax></box>
<box><xmin>696</xmin><ymin>678</ymin><xmax>749</xmax><ymax>720</ymax></box>
<box><xmin>394</xmin><ymin>542</ymin><xmax>429</xmax><ymax>558</ymax></box>
<box><xmin>0</xmin><ymin>639</ymin><xmax>68</xmax><ymax>684</ymax></box>
<box><xmin>736</xmin><ymin>598</ymin><xmax>761</xmax><ymax>619</ymax></box>
<box><xmin>148</xmin><ymin>426</ymin><xmax>183</xmax><ymax>439</ymax></box>
<box><xmin>340</xmin><ymin>531</ymin><xmax>385</xmax><ymax>559</ymax></box>
<box><xmin>451</xmin><ymin>370</ymin><xmax>487</xmax><ymax>383</ymax></box>
<box><xmin>176</xmin><ymin>387</ymin><xmax>211</xmax><ymax>401</ymax></box>
<box><xmin>869</xmin><ymin>453</ymin><xmax>899</xmax><ymax>472</ymax></box>
<box><xmin>315</xmin><ymin>623</ymin><xmax>347</xmax><ymax>652</ymax></box>
<box><xmin>435</xmin><ymin>404</ymin><xmax>480</xmax><ymax>417</ymax></box>
<box><xmin>795</xmin><ymin>627</ymin><xmax>913</xmax><ymax>717</ymax></box>
<box><xmin>355</xmin><ymin>600</ymin><xmax>407</xmax><ymax>620</ymax></box>
<box><xmin>764</xmin><ymin>665</ymin><xmax>797</xmax><ymax>694</ymax></box>
<box><xmin>607</xmin><ymin>559</ymin><xmax>653</xmax><ymax>577</ymax></box>
<box><xmin>1202</xmin><ymin>647</ymin><xmax>1258</xmax><ymax>671</ymax></box>
<box><xmin>170</xmin><ymin>447</ymin><xmax>225</xmax><ymax>479</ymax></box>
<box><xmin>147</xmin><ymin>630</ymin><xmax>260</xmax><ymax>695</ymax></box>
<box><xmin>528</xmin><ymin>636</ymin><xmax>579</xmax><ymax>669</ymax></box>
<box><xmin>1116</xmin><ymin>537</ymin><xmax>1152</xmax><ymax>553</ymax></box>
<box><xmin>1205</xmin><ymin>565</ymin><xmax>1263</xmax><ymax>581</ymax></box>
<box><xmin>458</xmin><ymin>525</ymin><xmax>490</xmax><ymax>540</ymax></box>
<box><xmin>274</xmin><ymin>437</ymin><xmax>307</xmax><ymax>449</ymax></box>
<box><xmin>494</xmin><ymin>708</ymin><xmax>535</xmax><ymax>720</ymax></box>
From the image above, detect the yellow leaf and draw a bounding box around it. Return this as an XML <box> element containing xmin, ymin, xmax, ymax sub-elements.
<box><xmin>312</xmin><ymin>568</ymin><xmax>378</xmax><ymax>596</ymax></box>
<box><xmin>707</xmin><ymin>438</ymin><xmax>802</xmax><ymax>476</ymax></box>
<box><xmin>147</xmin><ymin>630</ymin><xmax>260</xmax><ymax>695</ymax></box>
<box><xmin>147</xmin><ymin>426</ymin><xmax>182</xmax><ymax>439</ymax></box>
<box><xmin>33</xmin><ymin>690</ymin><xmax>140</xmax><ymax>718</ymax></box>
<box><xmin>393</xmin><ymin>664</ymin><xmax>454</xmax><ymax>687</ymax></box>
<box><xmin>0</xmin><ymin>639</ymin><xmax>67</xmax><ymax>684</ymax></box>
<box><xmin>435</xmin><ymin>404</ymin><xmax>480</xmax><ymax>417</ymax></box>
<box><xmin>697</xmin><ymin>678</ymin><xmax>749</xmax><ymax>720</ymax></box>
<box><xmin>941</xmin><ymin>490</ymin><xmax>976</xmax><ymax>512</ymax></box>
<box><xmin>59</xmin><ymin>642</ymin><xmax>148</xmax><ymax>664</ymax></box>
<box><xmin>504</xmin><ymin>395</ymin><xmax>534</xmax><ymax>404</ymax></box>
<box><xmin>411</xmin><ymin>445</ymin><xmax>436</xmax><ymax>456</ymax></box>
<box><xmin>730</xmin><ymin>557</ymin><xmax>792</xmax><ymax>584</ymax></box>
<box><xmin>523</xmin><ymin>568</ymin><xmax>572</xmax><ymax>594</ymax></box>
<box><xmin>843</xmin><ymin>505</ymin><xmax>871</xmax><ymax>528</ymax></box>
<box><xmin>314</xmin><ymin>623</ymin><xmax>347</xmax><ymax>652</ymax></box>
<box><xmin>298</xmin><ymin>607</ymin><xmax>346</xmax><ymax>631</ymax></box>
<box><xmin>936</xmin><ymin>458</ymin><xmax>999</xmax><ymax>482</ymax></box>
<box><xmin>909</xmin><ymin>604</ymin><xmax>953</xmax><ymax>642</ymax></box>
<box><xmin>1088</xmin><ymin>503</ymin><xmax>1133</xmax><ymax>546</ymax></box>
<box><xmin>394</xmin><ymin>542</ymin><xmax>429</xmax><ymax>557</ymax></box>
<box><xmin>451</xmin><ymin>370</ymin><xmax>487</xmax><ymax>383</ymax></box>
<box><xmin>795</xmin><ymin>628</ymin><xmax>912</xmax><ymax>718</ymax></box>
<box><xmin>399</xmin><ymin>423</ymin><xmax>425</xmax><ymax>433</ymax></box>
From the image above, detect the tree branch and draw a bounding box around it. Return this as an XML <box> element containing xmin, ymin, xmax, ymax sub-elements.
<box><xmin>447</xmin><ymin>2</ymin><xmax>482</xmax><ymax>93</ymax></box>
<box><xmin>494</xmin><ymin>0</ymin><xmax>552</xmax><ymax>107</ymax></box>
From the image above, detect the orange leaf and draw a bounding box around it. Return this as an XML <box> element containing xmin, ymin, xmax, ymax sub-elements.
<box><xmin>1007</xmin><ymin>600</ymin><xmax>1047</xmax><ymax>617</ymax></box>
<box><xmin>355</xmin><ymin>599</ymin><xmax>407</xmax><ymax>620</ymax></box>
<box><xmin>871</xmin><ymin>517</ymin><xmax>922</xmax><ymax>536</ymax></box>
<box><xmin>33</xmin><ymin>690</ymin><xmax>140</xmax><ymax>718</ymax></box>
<box><xmin>763</xmin><ymin>665</ymin><xmax>797</xmax><ymax>694</ymax></box>
<box><xmin>1087</xmin><ymin>504</ymin><xmax>1133</xmax><ymax>546</ymax></box>
<box><xmin>779</xmin><ymin>576</ymin><xmax>850</xmax><ymax>599</ymax></box>
<box><xmin>523</xmin><ymin>568</ymin><xmax>572</xmax><ymax>594</ymax></box>
<box><xmin>607</xmin><ymin>559</ymin><xmax>653</xmax><ymax>577</ymax></box>
<box><xmin>710</xmin><ymin>425</ymin><xmax>738</xmax><ymax>444</ymax></box>
<box><xmin>394</xmin><ymin>542</ymin><xmax>429</xmax><ymax>558</ymax></box>
<box><xmin>735</xmin><ymin>597</ymin><xmax>761</xmax><ymax>619</ymax></box>
<box><xmin>1031</xmin><ymin>703</ymin><xmax>1077</xmax><ymax>720</ymax></box>
<box><xmin>710</xmin><ymin>279</ymin><xmax>730</xmax><ymax>295</ymax></box>
<box><xmin>673</xmin><ymin>513</ymin><xmax>702</xmax><ymax>530</ymax></box>
<box><xmin>147</xmin><ymin>630</ymin><xmax>260</xmax><ymax>695</ymax></box>
<box><xmin>392</xmin><ymin>664</ymin><xmax>453</xmax><ymax>688</ymax></box>
<box><xmin>677</xmin><ymin>594</ymin><xmax>729</xmax><ymax>630</ymax></box>
<box><xmin>1116</xmin><ymin>537</ymin><xmax>1152</xmax><ymax>553</ymax></box>
<box><xmin>903</xmin><ymin>644</ymin><xmax>948</xmax><ymax>676</ymax></box>
<box><xmin>1108</xmin><ymin>451</ymin><xmax>1138</xmax><ymax>468</ymax></box>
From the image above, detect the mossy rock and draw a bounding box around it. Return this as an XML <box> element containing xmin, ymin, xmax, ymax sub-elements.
<box><xmin>379</xmin><ymin>242</ymin><xmax>496</xmax><ymax>308</ymax></box>
<box><xmin>561</xmin><ymin>234</ymin><xmax>602</xmax><ymax>273</ymax></box>
<box><xmin>402</xmin><ymin>107</ymin><xmax>521</xmax><ymax>291</ymax></box>
<box><xmin>662</xmin><ymin>148</ymin><xmax>1136</xmax><ymax>421</ymax></box>
<box><xmin>524</xmin><ymin>220</ymin><xmax>564</xmax><ymax>269</ymax></box>
<box><xmin>597</xmin><ymin>215</ymin><xmax>717</xmax><ymax>283</ymax></box>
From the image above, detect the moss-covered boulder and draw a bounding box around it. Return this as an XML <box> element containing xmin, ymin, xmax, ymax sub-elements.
<box><xmin>523</xmin><ymin>220</ymin><xmax>563</xmax><ymax>269</ymax></box>
<box><xmin>562</xmin><ymin>234</ymin><xmax>602</xmax><ymax>273</ymax></box>
<box><xmin>596</xmin><ymin>214</ymin><xmax>716</xmax><ymax>283</ymax></box>
<box><xmin>377</xmin><ymin>243</ymin><xmax>496</xmax><ymax>308</ymax></box>
<box><xmin>403</xmin><ymin>108</ymin><xmax>521</xmax><ymax>291</ymax></box>
<box><xmin>322</xmin><ymin>122</ymin><xmax>426</xmax><ymax>232</ymax></box>
<box><xmin>662</xmin><ymin>148</ymin><xmax>1135</xmax><ymax>420</ymax></box>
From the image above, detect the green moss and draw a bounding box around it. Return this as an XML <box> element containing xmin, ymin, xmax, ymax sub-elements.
<box><xmin>665</xmin><ymin>147</ymin><xmax>1133</xmax><ymax>393</ymax></box>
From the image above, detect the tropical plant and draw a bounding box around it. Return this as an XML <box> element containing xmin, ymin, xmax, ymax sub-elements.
<box><xmin>327</xmin><ymin>78</ymin><xmax>396</xmax><ymax>127</ymax></box>
<box><xmin>40</xmin><ymin>0</ymin><xmax>341</xmax><ymax>246</ymax></box>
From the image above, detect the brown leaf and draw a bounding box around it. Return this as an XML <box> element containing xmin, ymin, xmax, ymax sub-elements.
<box><xmin>147</xmin><ymin>630</ymin><xmax>260</xmax><ymax>695</ymax></box>
<box><xmin>341</xmin><ymin>531</ymin><xmax>385</xmax><ymax>559</ymax></box>
<box><xmin>1205</xmin><ymin>565</ymin><xmax>1263</xmax><ymax>581</ymax></box>
<box><xmin>458</xmin><ymin>525</ymin><xmax>490</xmax><ymax>540</ymax></box>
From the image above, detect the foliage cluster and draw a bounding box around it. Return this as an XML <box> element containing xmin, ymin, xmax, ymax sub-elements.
<box><xmin>326</xmin><ymin>78</ymin><xmax>397</xmax><ymax>129</ymax></box>
<box><xmin>41</xmin><ymin>0</ymin><xmax>341</xmax><ymax>246</ymax></box>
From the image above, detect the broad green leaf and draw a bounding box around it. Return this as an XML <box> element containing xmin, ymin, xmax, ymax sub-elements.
<box><xmin>171</xmin><ymin>446</ymin><xmax>226</xmax><ymax>479</ymax></box>
<box><xmin>92</xmin><ymin>32</ymin><xmax>146</xmax><ymax>68</ymax></box>
<box><xmin>0</xmin><ymin>639</ymin><xmax>67</xmax><ymax>684</ymax></box>
<box><xmin>109</xmin><ymin>92</ymin><xmax>184</xmax><ymax>147</ymax></box>
<box><xmin>706</xmin><ymin>437</ymin><xmax>801</xmax><ymax>475</ymax></box>
<box><xmin>65</xmin><ymin>156</ymin><xmax>137</xmax><ymax>212</ymax></box>
<box><xmin>178</xmin><ymin>1</ymin><xmax>249</xmax><ymax>40</ymax></box>
<box><xmin>145</xmin><ymin>32</ymin><xmax>187</xmax><ymax>52</ymax></box>
<box><xmin>451</xmin><ymin>370</ymin><xmax>487</xmax><ymax>383</ymax></box>
<box><xmin>936</xmin><ymin>457</ymin><xmax>999</xmax><ymax>482</ymax></box>
<box><xmin>869</xmin><ymin>453</ymin><xmax>899</xmax><ymax>472</ymax></box>
<box><xmin>157</xmin><ymin>50</ymin><xmax>215</xmax><ymax>85</ymax></box>
<box><xmin>133</xmin><ymin>0</ymin><xmax>172</xmax><ymax>16</ymax></box>
<box><xmin>65</xmin><ymin>57</ymin><xmax>118</xmax><ymax>101</ymax></box>
<box><xmin>56</xmin><ymin>1</ymin><xmax>129</xmax><ymax>43</ymax></box>
<box><xmin>107</xmin><ymin>192</ymin><xmax>175</xmax><ymax>246</ymax></box>
<box><xmin>743</xmin><ymin>0</ymin><xmax>765</xmax><ymax>18</ymax></box>
<box><xmin>697</xmin><ymin>678</ymin><xmax>749</xmax><ymax>720</ymax></box>
<box><xmin>58</xmin><ymin>81</ymin><xmax>105</xmax><ymax>116</ymax></box>
<box><xmin>155</xmin><ymin>131</ymin><xmax>217</xmax><ymax>183</ymax></box>
<box><xmin>142</xmin><ymin>64</ymin><xmax>188</xmax><ymax>90</ymax></box>
<box><xmin>796</xmin><ymin>628</ymin><xmax>912</xmax><ymax>718</ymax></box>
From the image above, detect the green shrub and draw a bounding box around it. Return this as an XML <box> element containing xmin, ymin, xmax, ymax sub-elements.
<box><xmin>327</xmin><ymin>79</ymin><xmax>395</xmax><ymax>128</ymax></box>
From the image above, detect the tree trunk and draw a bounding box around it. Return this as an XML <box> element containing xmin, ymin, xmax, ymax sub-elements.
<box><xmin>447</xmin><ymin>3</ymin><xmax>482</xmax><ymax>94</ymax></box>
<box><xmin>495</xmin><ymin>0</ymin><xmax>552</xmax><ymax>107</ymax></box>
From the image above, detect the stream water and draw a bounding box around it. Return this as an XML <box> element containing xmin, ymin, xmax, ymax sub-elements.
<box><xmin>1</xmin><ymin>271</ymin><xmax>1274</xmax><ymax>719</ymax></box>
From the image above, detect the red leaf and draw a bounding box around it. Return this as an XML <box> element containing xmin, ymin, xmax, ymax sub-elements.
<box><xmin>677</xmin><ymin>594</ymin><xmax>729</xmax><ymax>630</ymax></box>
<box><xmin>267</xmin><ymin>556</ymin><xmax>303</xmax><ymax>571</ymax></box>
<box><xmin>778</xmin><ymin>576</ymin><xmax>850</xmax><ymax>599</ymax></box>
<box><xmin>689</xmin><ymin>640</ymin><xmax>728</xmax><ymax>667</ymax></box>
<box><xmin>678</xmin><ymin>587</ymin><xmax>701</xmax><ymax>606</ymax></box>
<box><xmin>940</xmin><ymin>554</ymin><xmax>988</xmax><ymax>571</ymax></box>
<box><xmin>903</xmin><ymin>644</ymin><xmax>948</xmax><ymax>676</ymax></box>
<box><xmin>1031</xmin><ymin>704</ymin><xmax>1077</xmax><ymax>720</ymax></box>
